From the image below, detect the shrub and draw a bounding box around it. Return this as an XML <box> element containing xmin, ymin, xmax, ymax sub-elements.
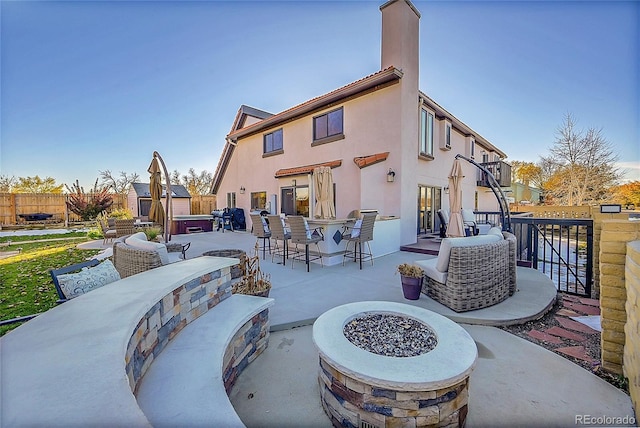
<box><xmin>65</xmin><ymin>180</ymin><xmax>113</xmax><ymax>221</ymax></box>
<box><xmin>108</xmin><ymin>208</ymin><xmax>132</xmax><ymax>219</ymax></box>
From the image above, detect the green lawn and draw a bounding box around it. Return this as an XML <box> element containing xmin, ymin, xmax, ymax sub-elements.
<box><xmin>0</xmin><ymin>233</ymin><xmax>100</xmax><ymax>336</ymax></box>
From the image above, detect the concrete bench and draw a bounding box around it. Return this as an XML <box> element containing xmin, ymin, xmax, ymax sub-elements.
<box><xmin>0</xmin><ymin>257</ymin><xmax>273</xmax><ymax>427</ymax></box>
<box><xmin>136</xmin><ymin>293</ymin><xmax>273</xmax><ymax>426</ymax></box>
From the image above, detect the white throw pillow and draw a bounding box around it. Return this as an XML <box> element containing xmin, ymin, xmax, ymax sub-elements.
<box><xmin>351</xmin><ymin>219</ymin><xmax>363</xmax><ymax>238</ymax></box>
<box><xmin>261</xmin><ymin>217</ymin><xmax>270</xmax><ymax>233</ymax></box>
<box><xmin>125</xmin><ymin>234</ymin><xmax>170</xmax><ymax>265</ymax></box>
<box><xmin>128</xmin><ymin>231</ymin><xmax>148</xmax><ymax>242</ymax></box>
<box><xmin>487</xmin><ymin>227</ymin><xmax>503</xmax><ymax>238</ymax></box>
<box><xmin>57</xmin><ymin>260</ymin><xmax>121</xmax><ymax>299</ymax></box>
<box><xmin>303</xmin><ymin>218</ymin><xmax>312</xmax><ymax>239</ymax></box>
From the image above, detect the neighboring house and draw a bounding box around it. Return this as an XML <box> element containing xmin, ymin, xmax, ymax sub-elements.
<box><xmin>507</xmin><ymin>182</ymin><xmax>543</xmax><ymax>206</ymax></box>
<box><xmin>211</xmin><ymin>0</ymin><xmax>511</xmax><ymax>246</ymax></box>
<box><xmin>127</xmin><ymin>183</ymin><xmax>192</xmax><ymax>218</ymax></box>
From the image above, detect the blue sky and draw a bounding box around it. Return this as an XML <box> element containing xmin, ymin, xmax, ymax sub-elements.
<box><xmin>1</xmin><ymin>0</ymin><xmax>638</xmax><ymax>190</ymax></box>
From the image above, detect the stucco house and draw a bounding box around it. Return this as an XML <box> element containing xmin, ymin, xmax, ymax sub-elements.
<box><xmin>211</xmin><ymin>0</ymin><xmax>511</xmax><ymax>247</ymax></box>
<box><xmin>127</xmin><ymin>182</ymin><xmax>192</xmax><ymax>218</ymax></box>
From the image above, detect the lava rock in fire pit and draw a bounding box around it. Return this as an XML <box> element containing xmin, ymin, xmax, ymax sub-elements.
<box><xmin>343</xmin><ymin>313</ymin><xmax>437</xmax><ymax>357</ymax></box>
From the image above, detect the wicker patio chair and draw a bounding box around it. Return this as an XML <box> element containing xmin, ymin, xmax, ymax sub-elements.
<box><xmin>419</xmin><ymin>235</ymin><xmax>513</xmax><ymax>312</ymax></box>
<box><xmin>249</xmin><ymin>214</ymin><xmax>271</xmax><ymax>260</ymax></box>
<box><xmin>99</xmin><ymin>219</ymin><xmax>117</xmax><ymax>244</ymax></box>
<box><xmin>267</xmin><ymin>215</ymin><xmax>291</xmax><ymax>265</ymax></box>
<box><xmin>341</xmin><ymin>211</ymin><xmax>377</xmax><ymax>270</ymax></box>
<box><xmin>115</xmin><ymin>219</ymin><xmax>136</xmax><ymax>238</ymax></box>
<box><xmin>288</xmin><ymin>215</ymin><xmax>323</xmax><ymax>272</ymax></box>
<box><xmin>112</xmin><ymin>237</ymin><xmax>183</xmax><ymax>278</ymax></box>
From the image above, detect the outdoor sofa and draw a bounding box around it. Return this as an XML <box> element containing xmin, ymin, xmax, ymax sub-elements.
<box><xmin>416</xmin><ymin>227</ymin><xmax>517</xmax><ymax>312</ymax></box>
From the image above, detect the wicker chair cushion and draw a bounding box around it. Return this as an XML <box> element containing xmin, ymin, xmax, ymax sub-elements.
<box><xmin>56</xmin><ymin>260</ymin><xmax>120</xmax><ymax>299</ymax></box>
<box><xmin>415</xmin><ymin>258</ymin><xmax>446</xmax><ymax>284</ymax></box>
<box><xmin>436</xmin><ymin>233</ymin><xmax>502</xmax><ymax>273</ymax></box>
<box><xmin>125</xmin><ymin>233</ymin><xmax>170</xmax><ymax>265</ymax></box>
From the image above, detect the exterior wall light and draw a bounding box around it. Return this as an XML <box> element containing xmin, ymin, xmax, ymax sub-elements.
<box><xmin>240</xmin><ymin>186</ymin><xmax>246</xmax><ymax>194</ymax></box>
<box><xmin>387</xmin><ymin>169</ymin><xmax>396</xmax><ymax>182</ymax></box>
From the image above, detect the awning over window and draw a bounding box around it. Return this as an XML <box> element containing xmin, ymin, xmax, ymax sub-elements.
<box><xmin>353</xmin><ymin>152</ymin><xmax>389</xmax><ymax>169</ymax></box>
<box><xmin>274</xmin><ymin>159</ymin><xmax>342</xmax><ymax>178</ymax></box>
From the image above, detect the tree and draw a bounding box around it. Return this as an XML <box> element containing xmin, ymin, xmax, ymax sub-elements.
<box><xmin>170</xmin><ymin>169</ymin><xmax>213</xmax><ymax>195</ymax></box>
<box><xmin>0</xmin><ymin>175</ymin><xmax>17</xmax><ymax>192</ymax></box>
<box><xmin>510</xmin><ymin>161</ymin><xmax>543</xmax><ymax>188</ymax></box>
<box><xmin>13</xmin><ymin>176</ymin><xmax>64</xmax><ymax>193</ymax></box>
<box><xmin>613</xmin><ymin>181</ymin><xmax>640</xmax><ymax>207</ymax></box>
<box><xmin>541</xmin><ymin>113</ymin><xmax>620</xmax><ymax>206</ymax></box>
<box><xmin>65</xmin><ymin>179</ymin><xmax>113</xmax><ymax>220</ymax></box>
<box><xmin>99</xmin><ymin>170</ymin><xmax>140</xmax><ymax>194</ymax></box>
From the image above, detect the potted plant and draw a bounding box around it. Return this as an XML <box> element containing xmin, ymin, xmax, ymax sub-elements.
<box><xmin>232</xmin><ymin>244</ymin><xmax>272</xmax><ymax>297</ymax></box>
<box><xmin>397</xmin><ymin>263</ymin><xmax>424</xmax><ymax>300</ymax></box>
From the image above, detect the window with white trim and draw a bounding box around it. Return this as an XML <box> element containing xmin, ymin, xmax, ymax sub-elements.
<box><xmin>226</xmin><ymin>192</ymin><xmax>236</xmax><ymax>208</ymax></box>
<box><xmin>420</xmin><ymin>108</ymin><xmax>434</xmax><ymax>157</ymax></box>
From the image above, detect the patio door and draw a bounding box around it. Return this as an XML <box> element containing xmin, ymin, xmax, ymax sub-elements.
<box><xmin>281</xmin><ymin>186</ymin><xmax>309</xmax><ymax>217</ymax></box>
<box><xmin>417</xmin><ymin>186</ymin><xmax>442</xmax><ymax>234</ymax></box>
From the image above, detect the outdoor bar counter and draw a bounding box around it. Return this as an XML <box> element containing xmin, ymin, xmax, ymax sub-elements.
<box><xmin>306</xmin><ymin>215</ymin><xmax>400</xmax><ymax>266</ymax></box>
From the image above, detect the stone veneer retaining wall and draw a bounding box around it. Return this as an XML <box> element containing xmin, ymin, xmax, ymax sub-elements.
<box><xmin>624</xmin><ymin>241</ymin><xmax>640</xmax><ymax>417</ymax></box>
<box><xmin>123</xmin><ymin>266</ymin><xmax>270</xmax><ymax>396</ymax></box>
<box><xmin>599</xmin><ymin>220</ymin><xmax>640</xmax><ymax>377</ymax></box>
<box><xmin>592</xmin><ymin>212</ymin><xmax>633</xmax><ymax>297</ymax></box>
<box><xmin>223</xmin><ymin>310</ymin><xmax>270</xmax><ymax>393</ymax></box>
<box><xmin>319</xmin><ymin>357</ymin><xmax>469</xmax><ymax>428</ymax></box>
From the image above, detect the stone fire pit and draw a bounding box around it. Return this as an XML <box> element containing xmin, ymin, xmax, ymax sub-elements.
<box><xmin>312</xmin><ymin>301</ymin><xmax>477</xmax><ymax>427</ymax></box>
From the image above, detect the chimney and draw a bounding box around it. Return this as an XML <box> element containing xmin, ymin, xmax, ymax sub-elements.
<box><xmin>380</xmin><ymin>0</ymin><xmax>420</xmax><ymax>85</ymax></box>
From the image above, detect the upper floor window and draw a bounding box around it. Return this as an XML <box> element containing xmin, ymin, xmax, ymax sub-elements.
<box><xmin>420</xmin><ymin>108</ymin><xmax>434</xmax><ymax>157</ymax></box>
<box><xmin>445</xmin><ymin>123</ymin><xmax>451</xmax><ymax>148</ymax></box>
<box><xmin>312</xmin><ymin>107</ymin><xmax>344</xmax><ymax>145</ymax></box>
<box><xmin>264</xmin><ymin>129</ymin><xmax>283</xmax><ymax>154</ymax></box>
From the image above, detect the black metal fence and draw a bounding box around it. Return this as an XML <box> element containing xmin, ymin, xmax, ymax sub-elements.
<box><xmin>473</xmin><ymin>211</ymin><xmax>594</xmax><ymax>297</ymax></box>
<box><xmin>512</xmin><ymin>216</ymin><xmax>593</xmax><ymax>296</ymax></box>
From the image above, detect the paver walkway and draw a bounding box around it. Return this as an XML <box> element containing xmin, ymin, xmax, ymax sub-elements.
<box><xmin>527</xmin><ymin>294</ymin><xmax>601</xmax><ymax>365</ymax></box>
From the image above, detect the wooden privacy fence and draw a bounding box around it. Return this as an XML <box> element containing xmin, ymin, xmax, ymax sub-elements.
<box><xmin>0</xmin><ymin>193</ymin><xmax>216</xmax><ymax>225</ymax></box>
<box><xmin>190</xmin><ymin>195</ymin><xmax>217</xmax><ymax>215</ymax></box>
<box><xmin>0</xmin><ymin>193</ymin><xmax>127</xmax><ymax>225</ymax></box>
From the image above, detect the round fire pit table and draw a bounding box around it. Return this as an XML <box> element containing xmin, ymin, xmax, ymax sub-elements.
<box><xmin>313</xmin><ymin>301</ymin><xmax>477</xmax><ymax>428</ymax></box>
<box><xmin>202</xmin><ymin>249</ymin><xmax>246</xmax><ymax>279</ymax></box>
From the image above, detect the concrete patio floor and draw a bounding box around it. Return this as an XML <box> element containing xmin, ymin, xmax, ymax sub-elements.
<box><xmin>86</xmin><ymin>230</ymin><xmax>635</xmax><ymax>426</ymax></box>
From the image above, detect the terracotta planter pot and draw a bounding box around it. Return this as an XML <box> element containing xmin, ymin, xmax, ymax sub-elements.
<box><xmin>401</xmin><ymin>275</ymin><xmax>422</xmax><ymax>300</ymax></box>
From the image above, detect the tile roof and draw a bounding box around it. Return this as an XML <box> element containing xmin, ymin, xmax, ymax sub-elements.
<box><xmin>274</xmin><ymin>160</ymin><xmax>342</xmax><ymax>178</ymax></box>
<box><xmin>227</xmin><ymin>67</ymin><xmax>402</xmax><ymax>140</ymax></box>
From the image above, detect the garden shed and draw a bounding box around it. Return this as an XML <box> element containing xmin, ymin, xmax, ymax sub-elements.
<box><xmin>127</xmin><ymin>183</ymin><xmax>191</xmax><ymax>218</ymax></box>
